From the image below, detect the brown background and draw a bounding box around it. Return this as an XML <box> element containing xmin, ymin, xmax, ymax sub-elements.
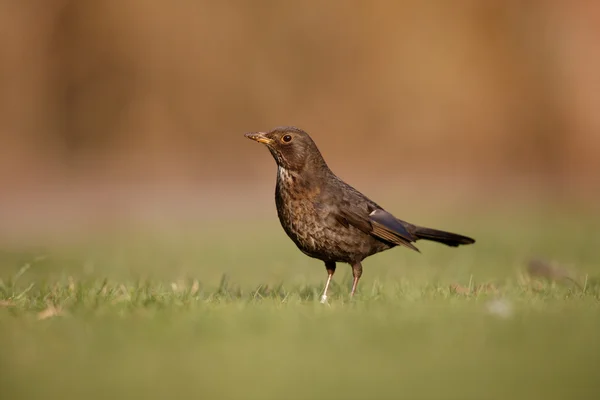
<box><xmin>0</xmin><ymin>1</ymin><xmax>598</xmax><ymax>242</ymax></box>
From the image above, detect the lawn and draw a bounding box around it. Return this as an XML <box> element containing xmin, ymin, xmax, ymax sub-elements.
<box><xmin>1</xmin><ymin>205</ymin><xmax>599</xmax><ymax>400</ymax></box>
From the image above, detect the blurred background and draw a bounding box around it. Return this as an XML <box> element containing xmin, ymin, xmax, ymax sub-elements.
<box><xmin>0</xmin><ymin>0</ymin><xmax>599</xmax><ymax>246</ymax></box>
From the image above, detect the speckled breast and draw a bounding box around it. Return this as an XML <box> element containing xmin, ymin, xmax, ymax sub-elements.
<box><xmin>274</xmin><ymin>167</ymin><xmax>385</xmax><ymax>263</ymax></box>
<box><xmin>274</xmin><ymin>169</ymin><xmax>325</xmax><ymax>257</ymax></box>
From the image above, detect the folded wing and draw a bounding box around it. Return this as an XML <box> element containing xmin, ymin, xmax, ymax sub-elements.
<box><xmin>332</xmin><ymin>206</ymin><xmax>419</xmax><ymax>252</ymax></box>
<box><xmin>367</xmin><ymin>209</ymin><xmax>419</xmax><ymax>252</ymax></box>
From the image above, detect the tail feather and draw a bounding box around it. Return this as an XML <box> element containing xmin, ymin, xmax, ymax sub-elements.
<box><xmin>413</xmin><ymin>226</ymin><xmax>475</xmax><ymax>247</ymax></box>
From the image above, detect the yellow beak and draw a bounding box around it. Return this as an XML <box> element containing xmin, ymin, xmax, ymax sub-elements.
<box><xmin>244</xmin><ymin>132</ymin><xmax>274</xmax><ymax>145</ymax></box>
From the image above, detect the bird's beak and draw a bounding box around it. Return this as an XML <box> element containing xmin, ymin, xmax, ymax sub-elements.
<box><xmin>244</xmin><ymin>132</ymin><xmax>274</xmax><ymax>145</ymax></box>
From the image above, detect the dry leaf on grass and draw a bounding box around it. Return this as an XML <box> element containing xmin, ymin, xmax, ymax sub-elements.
<box><xmin>450</xmin><ymin>283</ymin><xmax>499</xmax><ymax>295</ymax></box>
<box><xmin>37</xmin><ymin>305</ymin><xmax>63</xmax><ymax>320</ymax></box>
<box><xmin>190</xmin><ymin>280</ymin><xmax>200</xmax><ymax>296</ymax></box>
<box><xmin>527</xmin><ymin>258</ymin><xmax>583</xmax><ymax>289</ymax></box>
<box><xmin>450</xmin><ymin>284</ymin><xmax>471</xmax><ymax>295</ymax></box>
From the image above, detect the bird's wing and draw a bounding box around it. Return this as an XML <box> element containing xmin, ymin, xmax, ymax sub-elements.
<box><xmin>318</xmin><ymin>182</ymin><xmax>420</xmax><ymax>252</ymax></box>
<box><xmin>367</xmin><ymin>209</ymin><xmax>419</xmax><ymax>252</ymax></box>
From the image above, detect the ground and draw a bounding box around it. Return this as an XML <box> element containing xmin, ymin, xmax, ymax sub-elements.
<box><xmin>0</xmin><ymin>205</ymin><xmax>599</xmax><ymax>399</ymax></box>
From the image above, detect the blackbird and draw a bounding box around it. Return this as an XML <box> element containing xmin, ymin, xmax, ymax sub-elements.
<box><xmin>245</xmin><ymin>126</ymin><xmax>475</xmax><ymax>302</ymax></box>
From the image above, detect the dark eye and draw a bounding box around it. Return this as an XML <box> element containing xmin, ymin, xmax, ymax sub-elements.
<box><xmin>282</xmin><ymin>134</ymin><xmax>292</xmax><ymax>143</ymax></box>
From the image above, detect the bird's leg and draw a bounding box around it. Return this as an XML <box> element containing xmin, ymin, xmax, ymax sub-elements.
<box><xmin>350</xmin><ymin>262</ymin><xmax>363</xmax><ymax>297</ymax></box>
<box><xmin>320</xmin><ymin>261</ymin><xmax>336</xmax><ymax>304</ymax></box>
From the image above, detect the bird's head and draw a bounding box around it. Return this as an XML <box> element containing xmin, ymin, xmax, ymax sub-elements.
<box><xmin>245</xmin><ymin>126</ymin><xmax>327</xmax><ymax>173</ymax></box>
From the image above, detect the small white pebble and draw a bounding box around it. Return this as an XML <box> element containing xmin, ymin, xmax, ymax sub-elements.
<box><xmin>486</xmin><ymin>299</ymin><xmax>513</xmax><ymax>318</ymax></box>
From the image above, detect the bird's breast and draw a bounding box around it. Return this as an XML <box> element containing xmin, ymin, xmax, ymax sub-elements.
<box><xmin>275</xmin><ymin>169</ymin><xmax>327</xmax><ymax>252</ymax></box>
<box><xmin>274</xmin><ymin>169</ymin><xmax>380</xmax><ymax>262</ymax></box>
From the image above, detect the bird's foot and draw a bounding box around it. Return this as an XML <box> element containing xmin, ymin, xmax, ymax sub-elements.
<box><xmin>320</xmin><ymin>294</ymin><xmax>328</xmax><ymax>304</ymax></box>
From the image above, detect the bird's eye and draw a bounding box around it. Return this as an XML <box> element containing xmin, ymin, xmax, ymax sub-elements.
<box><xmin>282</xmin><ymin>134</ymin><xmax>292</xmax><ymax>143</ymax></box>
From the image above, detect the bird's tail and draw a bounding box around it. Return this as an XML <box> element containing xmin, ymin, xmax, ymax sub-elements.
<box><xmin>413</xmin><ymin>226</ymin><xmax>475</xmax><ymax>247</ymax></box>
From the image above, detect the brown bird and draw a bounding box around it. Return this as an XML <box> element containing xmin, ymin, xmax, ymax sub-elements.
<box><xmin>245</xmin><ymin>126</ymin><xmax>475</xmax><ymax>302</ymax></box>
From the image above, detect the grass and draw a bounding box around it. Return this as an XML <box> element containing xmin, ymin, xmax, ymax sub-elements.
<box><xmin>1</xmin><ymin>206</ymin><xmax>599</xmax><ymax>399</ymax></box>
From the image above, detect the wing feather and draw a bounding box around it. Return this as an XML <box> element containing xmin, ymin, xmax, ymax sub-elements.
<box><xmin>316</xmin><ymin>180</ymin><xmax>420</xmax><ymax>252</ymax></box>
<box><xmin>369</xmin><ymin>210</ymin><xmax>420</xmax><ymax>252</ymax></box>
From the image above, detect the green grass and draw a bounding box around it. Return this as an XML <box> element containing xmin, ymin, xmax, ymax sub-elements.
<box><xmin>1</xmin><ymin>207</ymin><xmax>599</xmax><ymax>399</ymax></box>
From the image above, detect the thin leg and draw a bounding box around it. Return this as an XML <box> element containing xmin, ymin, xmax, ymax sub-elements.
<box><xmin>350</xmin><ymin>261</ymin><xmax>363</xmax><ymax>297</ymax></box>
<box><xmin>320</xmin><ymin>261</ymin><xmax>336</xmax><ymax>304</ymax></box>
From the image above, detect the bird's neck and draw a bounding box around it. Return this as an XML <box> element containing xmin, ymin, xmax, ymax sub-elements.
<box><xmin>276</xmin><ymin>164</ymin><xmax>332</xmax><ymax>193</ymax></box>
<box><xmin>277</xmin><ymin>165</ymin><xmax>300</xmax><ymax>186</ymax></box>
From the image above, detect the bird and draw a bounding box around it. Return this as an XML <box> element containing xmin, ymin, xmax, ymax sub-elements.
<box><xmin>245</xmin><ymin>126</ymin><xmax>475</xmax><ymax>302</ymax></box>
